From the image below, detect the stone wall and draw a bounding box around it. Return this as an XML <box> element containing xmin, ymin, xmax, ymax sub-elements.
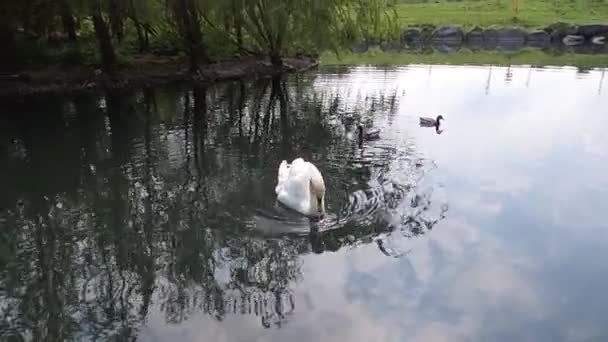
<box><xmin>351</xmin><ymin>24</ymin><xmax>608</xmax><ymax>54</ymax></box>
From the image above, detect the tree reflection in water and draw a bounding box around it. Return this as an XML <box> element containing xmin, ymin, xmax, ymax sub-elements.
<box><xmin>0</xmin><ymin>74</ymin><xmax>447</xmax><ymax>340</ymax></box>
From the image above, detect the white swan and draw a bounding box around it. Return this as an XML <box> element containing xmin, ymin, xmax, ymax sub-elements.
<box><xmin>275</xmin><ymin>158</ymin><xmax>326</xmax><ymax>218</ymax></box>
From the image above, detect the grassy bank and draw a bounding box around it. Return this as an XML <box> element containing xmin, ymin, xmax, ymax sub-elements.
<box><xmin>321</xmin><ymin>49</ymin><xmax>608</xmax><ymax>68</ymax></box>
<box><xmin>395</xmin><ymin>0</ymin><xmax>608</xmax><ymax>29</ymax></box>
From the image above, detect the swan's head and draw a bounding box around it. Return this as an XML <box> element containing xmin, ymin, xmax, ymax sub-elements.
<box><xmin>436</xmin><ymin>115</ymin><xmax>444</xmax><ymax>123</ymax></box>
<box><xmin>309</xmin><ymin>176</ymin><xmax>326</xmax><ymax>218</ymax></box>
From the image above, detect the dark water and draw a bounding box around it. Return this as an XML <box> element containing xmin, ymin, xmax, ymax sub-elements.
<box><xmin>1</xmin><ymin>65</ymin><xmax>607</xmax><ymax>341</ymax></box>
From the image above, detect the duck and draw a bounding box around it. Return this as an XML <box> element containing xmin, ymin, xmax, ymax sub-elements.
<box><xmin>275</xmin><ymin>158</ymin><xmax>326</xmax><ymax>218</ymax></box>
<box><xmin>358</xmin><ymin>125</ymin><xmax>381</xmax><ymax>145</ymax></box>
<box><xmin>419</xmin><ymin>115</ymin><xmax>444</xmax><ymax>128</ymax></box>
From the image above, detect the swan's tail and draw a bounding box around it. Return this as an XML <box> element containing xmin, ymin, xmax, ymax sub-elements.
<box><xmin>275</xmin><ymin>160</ymin><xmax>290</xmax><ymax>194</ymax></box>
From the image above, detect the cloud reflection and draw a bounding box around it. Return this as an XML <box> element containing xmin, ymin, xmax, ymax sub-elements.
<box><xmin>140</xmin><ymin>64</ymin><xmax>608</xmax><ymax>342</ymax></box>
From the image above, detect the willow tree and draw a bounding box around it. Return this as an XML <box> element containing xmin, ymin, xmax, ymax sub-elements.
<box><xmin>347</xmin><ymin>0</ymin><xmax>399</xmax><ymax>44</ymax></box>
<box><xmin>127</xmin><ymin>0</ymin><xmax>160</xmax><ymax>52</ymax></box>
<box><xmin>0</xmin><ymin>0</ymin><xmax>396</xmax><ymax>72</ymax></box>
<box><xmin>167</xmin><ymin>0</ymin><xmax>211</xmax><ymax>72</ymax></box>
<box><xmin>207</xmin><ymin>0</ymin><xmax>397</xmax><ymax>66</ymax></box>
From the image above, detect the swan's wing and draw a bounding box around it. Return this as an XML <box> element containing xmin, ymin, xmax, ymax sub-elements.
<box><xmin>276</xmin><ymin>159</ymin><xmax>311</xmax><ymax>212</ymax></box>
<box><xmin>291</xmin><ymin>157</ymin><xmax>306</xmax><ymax>167</ymax></box>
<box><xmin>282</xmin><ymin>159</ymin><xmax>310</xmax><ymax>193</ymax></box>
<box><xmin>275</xmin><ymin>158</ymin><xmax>307</xmax><ymax>194</ymax></box>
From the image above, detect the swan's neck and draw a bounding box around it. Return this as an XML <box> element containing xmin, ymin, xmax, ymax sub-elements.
<box><xmin>307</xmin><ymin>163</ymin><xmax>326</xmax><ymax>217</ymax></box>
<box><xmin>308</xmin><ymin>189</ymin><xmax>320</xmax><ymax>211</ymax></box>
<box><xmin>309</xmin><ymin>191</ymin><xmax>318</xmax><ymax>213</ymax></box>
<box><xmin>308</xmin><ymin>185</ymin><xmax>325</xmax><ymax>216</ymax></box>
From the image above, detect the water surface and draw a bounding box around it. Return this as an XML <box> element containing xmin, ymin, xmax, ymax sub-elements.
<box><xmin>1</xmin><ymin>64</ymin><xmax>607</xmax><ymax>341</ymax></box>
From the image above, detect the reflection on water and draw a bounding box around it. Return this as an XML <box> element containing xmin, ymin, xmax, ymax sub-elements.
<box><xmin>0</xmin><ymin>73</ymin><xmax>445</xmax><ymax>340</ymax></box>
<box><xmin>1</xmin><ymin>64</ymin><xmax>608</xmax><ymax>341</ymax></box>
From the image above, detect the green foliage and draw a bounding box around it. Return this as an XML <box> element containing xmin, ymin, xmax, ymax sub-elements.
<box><xmin>346</xmin><ymin>0</ymin><xmax>400</xmax><ymax>42</ymax></box>
<box><xmin>1</xmin><ymin>0</ymin><xmax>397</xmax><ymax>69</ymax></box>
<box><xmin>148</xmin><ymin>24</ymin><xmax>182</xmax><ymax>56</ymax></box>
<box><xmin>202</xmin><ymin>0</ymin><xmax>398</xmax><ymax>60</ymax></box>
<box><xmin>5</xmin><ymin>0</ymin><xmax>607</xmax><ymax>70</ymax></box>
<box><xmin>203</xmin><ymin>27</ymin><xmax>240</xmax><ymax>58</ymax></box>
<box><xmin>59</xmin><ymin>44</ymin><xmax>98</xmax><ymax>65</ymax></box>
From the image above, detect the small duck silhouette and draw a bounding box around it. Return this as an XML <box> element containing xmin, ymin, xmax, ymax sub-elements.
<box><xmin>420</xmin><ymin>115</ymin><xmax>445</xmax><ymax>135</ymax></box>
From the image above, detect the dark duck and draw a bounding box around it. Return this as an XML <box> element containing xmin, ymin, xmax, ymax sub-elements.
<box><xmin>419</xmin><ymin>115</ymin><xmax>445</xmax><ymax>134</ymax></box>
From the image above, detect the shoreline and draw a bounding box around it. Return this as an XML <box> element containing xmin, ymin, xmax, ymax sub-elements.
<box><xmin>324</xmin><ymin>49</ymin><xmax>608</xmax><ymax>68</ymax></box>
<box><xmin>0</xmin><ymin>55</ymin><xmax>319</xmax><ymax>99</ymax></box>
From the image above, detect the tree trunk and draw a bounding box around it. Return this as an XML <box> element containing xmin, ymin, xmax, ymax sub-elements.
<box><xmin>21</xmin><ymin>0</ymin><xmax>32</xmax><ymax>35</ymax></box>
<box><xmin>144</xmin><ymin>26</ymin><xmax>150</xmax><ymax>50</ymax></box>
<box><xmin>59</xmin><ymin>0</ymin><xmax>77</xmax><ymax>41</ymax></box>
<box><xmin>91</xmin><ymin>0</ymin><xmax>116</xmax><ymax>72</ymax></box>
<box><xmin>270</xmin><ymin>54</ymin><xmax>283</xmax><ymax>67</ymax></box>
<box><xmin>0</xmin><ymin>21</ymin><xmax>17</xmax><ymax>71</ymax></box>
<box><xmin>0</xmin><ymin>3</ymin><xmax>18</xmax><ymax>70</ymax></box>
<box><xmin>235</xmin><ymin>17</ymin><xmax>243</xmax><ymax>50</ymax></box>
<box><xmin>236</xmin><ymin>24</ymin><xmax>243</xmax><ymax>48</ymax></box>
<box><xmin>270</xmin><ymin>20</ymin><xmax>286</xmax><ymax>67</ymax></box>
<box><xmin>188</xmin><ymin>5</ymin><xmax>210</xmax><ymax>71</ymax></box>
<box><xmin>177</xmin><ymin>0</ymin><xmax>210</xmax><ymax>72</ymax></box>
<box><xmin>187</xmin><ymin>31</ymin><xmax>200</xmax><ymax>73</ymax></box>
<box><xmin>131</xmin><ymin>14</ymin><xmax>145</xmax><ymax>52</ymax></box>
<box><xmin>230</xmin><ymin>1</ymin><xmax>244</xmax><ymax>54</ymax></box>
<box><xmin>109</xmin><ymin>0</ymin><xmax>124</xmax><ymax>42</ymax></box>
<box><xmin>135</xmin><ymin>22</ymin><xmax>145</xmax><ymax>52</ymax></box>
<box><xmin>61</xmin><ymin>9</ymin><xmax>77</xmax><ymax>42</ymax></box>
<box><xmin>129</xmin><ymin>0</ymin><xmax>146</xmax><ymax>52</ymax></box>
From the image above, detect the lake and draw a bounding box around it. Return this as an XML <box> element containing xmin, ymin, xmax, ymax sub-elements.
<box><xmin>1</xmin><ymin>64</ymin><xmax>607</xmax><ymax>341</ymax></box>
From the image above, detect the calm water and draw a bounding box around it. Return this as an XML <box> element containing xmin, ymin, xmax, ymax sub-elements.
<box><xmin>1</xmin><ymin>65</ymin><xmax>608</xmax><ymax>341</ymax></box>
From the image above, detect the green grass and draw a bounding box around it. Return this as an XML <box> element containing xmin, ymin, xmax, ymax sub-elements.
<box><xmin>395</xmin><ymin>0</ymin><xmax>608</xmax><ymax>29</ymax></box>
<box><xmin>321</xmin><ymin>49</ymin><xmax>608</xmax><ymax>68</ymax></box>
